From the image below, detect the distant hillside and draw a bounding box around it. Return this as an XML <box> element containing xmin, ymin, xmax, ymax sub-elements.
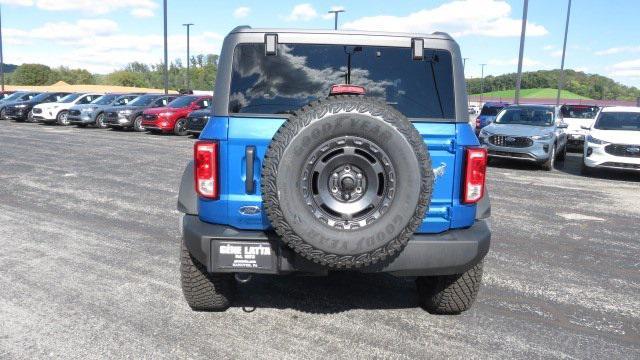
<box><xmin>1</xmin><ymin>64</ymin><xmax>18</xmax><ymax>73</ymax></box>
<box><xmin>468</xmin><ymin>69</ymin><xmax>640</xmax><ymax>101</ymax></box>
<box><xmin>472</xmin><ymin>88</ymin><xmax>590</xmax><ymax>100</ymax></box>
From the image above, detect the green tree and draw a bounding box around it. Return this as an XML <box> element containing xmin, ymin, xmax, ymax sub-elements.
<box><xmin>11</xmin><ymin>64</ymin><xmax>54</xmax><ymax>85</ymax></box>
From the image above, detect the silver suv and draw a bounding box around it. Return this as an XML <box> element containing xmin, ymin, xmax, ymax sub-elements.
<box><xmin>478</xmin><ymin>104</ymin><xmax>568</xmax><ymax>170</ymax></box>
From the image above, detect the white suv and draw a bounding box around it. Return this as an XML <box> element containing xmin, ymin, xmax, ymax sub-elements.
<box><xmin>582</xmin><ymin>106</ymin><xmax>640</xmax><ymax>174</ymax></box>
<box><xmin>33</xmin><ymin>93</ymin><xmax>102</xmax><ymax>125</ymax></box>
<box><xmin>560</xmin><ymin>104</ymin><xmax>600</xmax><ymax>147</ymax></box>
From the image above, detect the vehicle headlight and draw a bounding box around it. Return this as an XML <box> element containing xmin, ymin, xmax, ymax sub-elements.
<box><xmin>118</xmin><ymin>110</ymin><xmax>132</xmax><ymax>115</ymax></box>
<box><xmin>479</xmin><ymin>129</ymin><xmax>492</xmax><ymax>137</ymax></box>
<box><xmin>586</xmin><ymin>135</ymin><xmax>608</xmax><ymax>145</ymax></box>
<box><xmin>159</xmin><ymin>112</ymin><xmax>174</xmax><ymax>117</ymax></box>
<box><xmin>532</xmin><ymin>133</ymin><xmax>553</xmax><ymax>141</ymax></box>
<box><xmin>82</xmin><ymin>107</ymin><xmax>97</xmax><ymax>112</ymax></box>
<box><xmin>15</xmin><ymin>104</ymin><xmax>28</xmax><ymax>108</ymax></box>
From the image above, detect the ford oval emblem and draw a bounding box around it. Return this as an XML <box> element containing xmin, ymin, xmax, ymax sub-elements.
<box><xmin>239</xmin><ymin>206</ymin><xmax>261</xmax><ymax>215</ymax></box>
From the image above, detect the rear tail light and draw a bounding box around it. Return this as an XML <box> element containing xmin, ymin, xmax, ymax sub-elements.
<box><xmin>330</xmin><ymin>84</ymin><xmax>366</xmax><ymax>95</ymax></box>
<box><xmin>463</xmin><ymin>147</ymin><xmax>488</xmax><ymax>204</ymax></box>
<box><xmin>194</xmin><ymin>140</ymin><xmax>219</xmax><ymax>199</ymax></box>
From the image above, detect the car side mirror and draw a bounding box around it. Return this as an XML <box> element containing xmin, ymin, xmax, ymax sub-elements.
<box><xmin>558</xmin><ymin>123</ymin><xmax>568</xmax><ymax>129</ymax></box>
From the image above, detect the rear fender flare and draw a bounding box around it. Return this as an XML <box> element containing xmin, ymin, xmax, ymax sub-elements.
<box><xmin>177</xmin><ymin>161</ymin><xmax>198</xmax><ymax>215</ymax></box>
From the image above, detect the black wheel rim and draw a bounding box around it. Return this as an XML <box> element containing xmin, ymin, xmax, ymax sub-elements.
<box><xmin>301</xmin><ymin>136</ymin><xmax>396</xmax><ymax>230</ymax></box>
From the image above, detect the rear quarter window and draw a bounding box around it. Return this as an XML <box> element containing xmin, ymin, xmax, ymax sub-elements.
<box><xmin>229</xmin><ymin>43</ymin><xmax>456</xmax><ymax>119</ymax></box>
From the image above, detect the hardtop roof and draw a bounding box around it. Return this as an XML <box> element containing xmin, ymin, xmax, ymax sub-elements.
<box><xmin>229</xmin><ymin>26</ymin><xmax>454</xmax><ymax>41</ymax></box>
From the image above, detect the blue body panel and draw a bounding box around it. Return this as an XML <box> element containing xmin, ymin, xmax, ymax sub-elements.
<box><xmin>198</xmin><ymin>116</ymin><xmax>478</xmax><ymax>234</ymax></box>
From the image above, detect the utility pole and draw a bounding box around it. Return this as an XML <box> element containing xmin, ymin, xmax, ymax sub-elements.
<box><xmin>556</xmin><ymin>0</ymin><xmax>572</xmax><ymax>106</ymax></box>
<box><xmin>183</xmin><ymin>23</ymin><xmax>194</xmax><ymax>91</ymax></box>
<box><xmin>328</xmin><ymin>9</ymin><xmax>345</xmax><ymax>30</ymax></box>
<box><xmin>163</xmin><ymin>0</ymin><xmax>169</xmax><ymax>94</ymax></box>
<box><xmin>514</xmin><ymin>0</ymin><xmax>529</xmax><ymax>105</ymax></box>
<box><xmin>0</xmin><ymin>5</ymin><xmax>5</xmax><ymax>92</ymax></box>
<box><xmin>480</xmin><ymin>63</ymin><xmax>487</xmax><ymax>106</ymax></box>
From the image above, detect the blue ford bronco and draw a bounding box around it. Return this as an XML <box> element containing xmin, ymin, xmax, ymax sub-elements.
<box><xmin>177</xmin><ymin>27</ymin><xmax>491</xmax><ymax>314</ymax></box>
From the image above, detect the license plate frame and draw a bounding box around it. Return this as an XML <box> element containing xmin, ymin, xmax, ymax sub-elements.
<box><xmin>213</xmin><ymin>241</ymin><xmax>276</xmax><ymax>272</ymax></box>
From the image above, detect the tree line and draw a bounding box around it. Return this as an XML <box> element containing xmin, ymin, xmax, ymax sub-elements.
<box><xmin>2</xmin><ymin>54</ymin><xmax>219</xmax><ymax>91</ymax></box>
<box><xmin>467</xmin><ymin>69</ymin><xmax>640</xmax><ymax>101</ymax></box>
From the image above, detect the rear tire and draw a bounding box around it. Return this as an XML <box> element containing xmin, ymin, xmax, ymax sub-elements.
<box><xmin>56</xmin><ymin>110</ymin><xmax>70</xmax><ymax>126</ymax></box>
<box><xmin>0</xmin><ymin>107</ymin><xmax>6</xmax><ymax>120</ymax></box>
<box><xmin>180</xmin><ymin>243</ymin><xmax>235</xmax><ymax>311</ymax></box>
<box><xmin>581</xmin><ymin>157</ymin><xmax>593</xmax><ymax>176</ymax></box>
<box><xmin>416</xmin><ymin>262</ymin><xmax>483</xmax><ymax>314</ymax></box>
<box><xmin>95</xmin><ymin>113</ymin><xmax>107</xmax><ymax>129</ymax></box>
<box><xmin>174</xmin><ymin>117</ymin><xmax>188</xmax><ymax>136</ymax></box>
<box><xmin>133</xmin><ymin>115</ymin><xmax>145</xmax><ymax>132</ymax></box>
<box><xmin>557</xmin><ymin>143</ymin><xmax>567</xmax><ymax>161</ymax></box>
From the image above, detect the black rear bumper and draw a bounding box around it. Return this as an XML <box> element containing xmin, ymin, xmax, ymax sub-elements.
<box><xmin>182</xmin><ymin>215</ymin><xmax>490</xmax><ymax>277</ymax></box>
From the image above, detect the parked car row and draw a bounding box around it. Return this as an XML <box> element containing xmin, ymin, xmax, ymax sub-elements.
<box><xmin>0</xmin><ymin>91</ymin><xmax>213</xmax><ymax>136</ymax></box>
<box><xmin>477</xmin><ymin>103</ymin><xmax>640</xmax><ymax>174</ymax></box>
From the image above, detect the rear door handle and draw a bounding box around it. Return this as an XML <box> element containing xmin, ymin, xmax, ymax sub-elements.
<box><xmin>245</xmin><ymin>146</ymin><xmax>256</xmax><ymax>194</ymax></box>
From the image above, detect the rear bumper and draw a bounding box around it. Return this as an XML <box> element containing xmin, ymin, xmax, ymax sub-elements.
<box><xmin>182</xmin><ymin>214</ymin><xmax>491</xmax><ymax>277</ymax></box>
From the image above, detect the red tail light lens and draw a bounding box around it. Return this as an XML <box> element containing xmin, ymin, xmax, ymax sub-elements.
<box><xmin>330</xmin><ymin>84</ymin><xmax>366</xmax><ymax>95</ymax></box>
<box><xmin>463</xmin><ymin>147</ymin><xmax>488</xmax><ymax>204</ymax></box>
<box><xmin>194</xmin><ymin>140</ymin><xmax>219</xmax><ymax>199</ymax></box>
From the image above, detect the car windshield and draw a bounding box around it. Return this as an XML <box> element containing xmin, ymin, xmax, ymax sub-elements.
<box><xmin>92</xmin><ymin>94</ymin><xmax>120</xmax><ymax>105</ymax></box>
<box><xmin>480</xmin><ymin>106</ymin><xmax>505</xmax><ymax>116</ymax></box>
<box><xmin>594</xmin><ymin>112</ymin><xmax>640</xmax><ymax>131</ymax></box>
<box><xmin>59</xmin><ymin>93</ymin><xmax>82</xmax><ymax>103</ymax></box>
<box><xmin>561</xmin><ymin>105</ymin><xmax>599</xmax><ymax>119</ymax></box>
<box><xmin>494</xmin><ymin>107</ymin><xmax>555</xmax><ymax>126</ymax></box>
<box><xmin>229</xmin><ymin>43</ymin><xmax>456</xmax><ymax>119</ymax></box>
<box><xmin>32</xmin><ymin>93</ymin><xmax>59</xmax><ymax>102</ymax></box>
<box><xmin>128</xmin><ymin>95</ymin><xmax>158</xmax><ymax>106</ymax></box>
<box><xmin>168</xmin><ymin>96</ymin><xmax>198</xmax><ymax>108</ymax></box>
<box><xmin>2</xmin><ymin>92</ymin><xmax>26</xmax><ymax>101</ymax></box>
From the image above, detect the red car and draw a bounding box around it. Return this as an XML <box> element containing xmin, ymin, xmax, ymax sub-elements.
<box><xmin>141</xmin><ymin>95</ymin><xmax>212</xmax><ymax>135</ymax></box>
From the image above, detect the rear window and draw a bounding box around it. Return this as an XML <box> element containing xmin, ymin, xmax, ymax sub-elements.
<box><xmin>560</xmin><ymin>105</ymin><xmax>599</xmax><ymax>119</ymax></box>
<box><xmin>480</xmin><ymin>106</ymin><xmax>504</xmax><ymax>116</ymax></box>
<box><xmin>229</xmin><ymin>43</ymin><xmax>455</xmax><ymax>119</ymax></box>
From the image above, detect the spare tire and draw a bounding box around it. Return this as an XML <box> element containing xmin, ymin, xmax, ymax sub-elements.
<box><xmin>262</xmin><ymin>95</ymin><xmax>433</xmax><ymax>268</ymax></box>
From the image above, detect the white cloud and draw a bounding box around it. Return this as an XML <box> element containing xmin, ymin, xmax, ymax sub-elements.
<box><xmin>574</xmin><ymin>66</ymin><xmax>588</xmax><ymax>73</ymax></box>
<box><xmin>342</xmin><ymin>0</ymin><xmax>547</xmax><ymax>37</ymax></box>
<box><xmin>233</xmin><ymin>6</ymin><xmax>250</xmax><ymax>19</ymax></box>
<box><xmin>130</xmin><ymin>8</ymin><xmax>154</xmax><ymax>18</ymax></box>
<box><xmin>286</xmin><ymin>3</ymin><xmax>318</xmax><ymax>21</ymax></box>
<box><xmin>595</xmin><ymin>46</ymin><xmax>640</xmax><ymax>56</ymax></box>
<box><xmin>1</xmin><ymin>0</ymin><xmax>158</xmax><ymax>16</ymax></box>
<box><xmin>608</xmin><ymin>59</ymin><xmax>640</xmax><ymax>77</ymax></box>
<box><xmin>550</xmin><ymin>50</ymin><xmax>563</xmax><ymax>58</ymax></box>
<box><xmin>543</xmin><ymin>45</ymin><xmax>555</xmax><ymax>51</ymax></box>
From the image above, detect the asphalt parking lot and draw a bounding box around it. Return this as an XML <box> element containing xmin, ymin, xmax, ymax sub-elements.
<box><xmin>1</xmin><ymin>121</ymin><xmax>639</xmax><ymax>359</ymax></box>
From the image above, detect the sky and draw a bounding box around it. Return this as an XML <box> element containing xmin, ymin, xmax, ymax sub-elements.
<box><xmin>1</xmin><ymin>0</ymin><xmax>639</xmax><ymax>87</ymax></box>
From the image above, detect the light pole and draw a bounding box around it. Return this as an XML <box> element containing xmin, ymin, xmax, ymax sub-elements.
<box><xmin>0</xmin><ymin>5</ymin><xmax>5</xmax><ymax>92</ymax></box>
<box><xmin>328</xmin><ymin>9</ymin><xmax>345</xmax><ymax>30</ymax></box>
<box><xmin>183</xmin><ymin>23</ymin><xmax>194</xmax><ymax>91</ymax></box>
<box><xmin>556</xmin><ymin>0</ymin><xmax>572</xmax><ymax>106</ymax></box>
<box><xmin>480</xmin><ymin>63</ymin><xmax>487</xmax><ymax>106</ymax></box>
<box><xmin>163</xmin><ymin>0</ymin><xmax>168</xmax><ymax>94</ymax></box>
<box><xmin>514</xmin><ymin>0</ymin><xmax>529</xmax><ymax>105</ymax></box>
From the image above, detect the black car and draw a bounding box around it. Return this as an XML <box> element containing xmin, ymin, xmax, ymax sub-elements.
<box><xmin>103</xmin><ymin>94</ymin><xmax>179</xmax><ymax>131</ymax></box>
<box><xmin>4</xmin><ymin>92</ymin><xmax>70</xmax><ymax>122</ymax></box>
<box><xmin>185</xmin><ymin>106</ymin><xmax>213</xmax><ymax>135</ymax></box>
<box><xmin>0</xmin><ymin>92</ymin><xmax>41</xmax><ymax>120</ymax></box>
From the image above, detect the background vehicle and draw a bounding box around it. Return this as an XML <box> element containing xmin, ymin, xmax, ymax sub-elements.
<box><xmin>0</xmin><ymin>92</ymin><xmax>40</xmax><ymax>120</ymax></box>
<box><xmin>177</xmin><ymin>27</ymin><xmax>491</xmax><ymax>314</ymax></box>
<box><xmin>185</xmin><ymin>105</ymin><xmax>213</xmax><ymax>135</ymax></box>
<box><xmin>479</xmin><ymin>104</ymin><xmax>568</xmax><ymax>170</ymax></box>
<box><xmin>33</xmin><ymin>93</ymin><xmax>102</xmax><ymax>125</ymax></box>
<box><xmin>5</xmin><ymin>92</ymin><xmax>70</xmax><ymax>122</ymax></box>
<box><xmin>141</xmin><ymin>95</ymin><xmax>212</xmax><ymax>135</ymax></box>
<box><xmin>104</xmin><ymin>94</ymin><xmax>179</xmax><ymax>131</ymax></box>
<box><xmin>0</xmin><ymin>91</ymin><xmax>15</xmax><ymax>101</ymax></box>
<box><xmin>468</xmin><ymin>104</ymin><xmax>479</xmax><ymax>115</ymax></box>
<box><xmin>475</xmin><ymin>102</ymin><xmax>510</xmax><ymax>133</ymax></box>
<box><xmin>560</xmin><ymin>104</ymin><xmax>600</xmax><ymax>148</ymax></box>
<box><xmin>69</xmin><ymin>94</ymin><xmax>141</xmax><ymax>128</ymax></box>
<box><xmin>582</xmin><ymin>106</ymin><xmax>640</xmax><ymax>174</ymax></box>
